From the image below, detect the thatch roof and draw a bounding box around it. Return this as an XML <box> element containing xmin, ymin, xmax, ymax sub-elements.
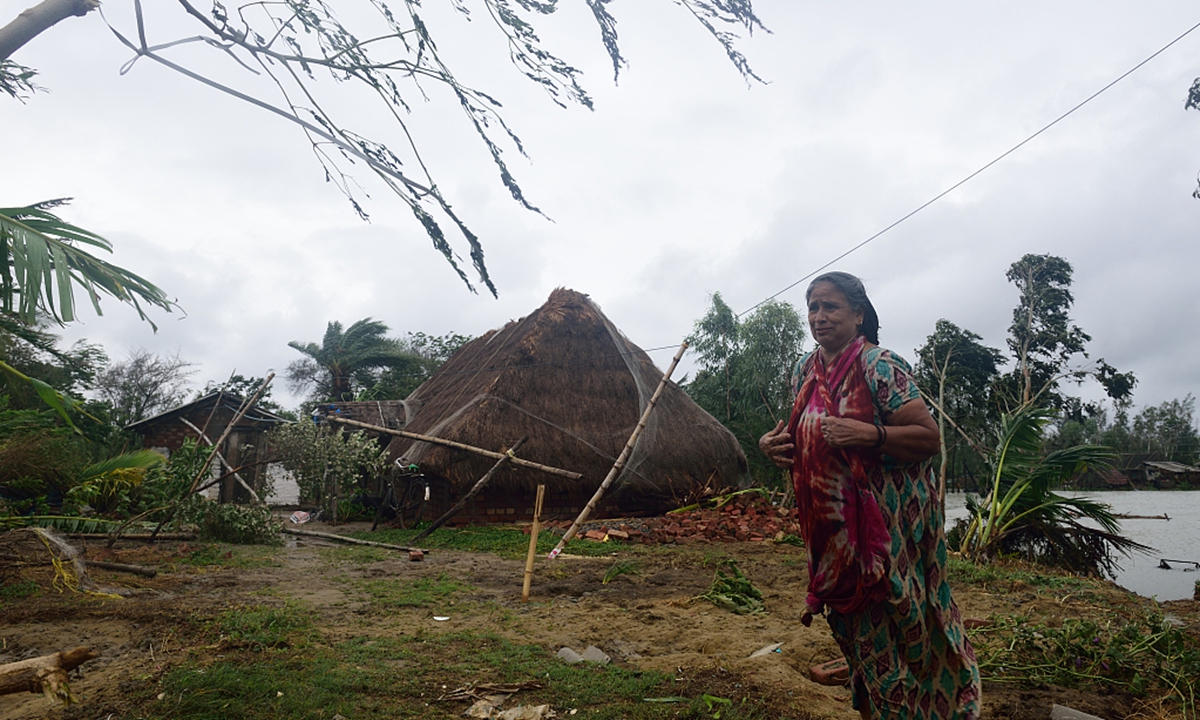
<box><xmin>386</xmin><ymin>288</ymin><xmax>747</xmax><ymax>514</ymax></box>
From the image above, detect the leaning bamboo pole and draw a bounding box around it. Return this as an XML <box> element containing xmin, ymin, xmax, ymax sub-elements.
<box><xmin>325</xmin><ymin>417</ymin><xmax>581</xmax><ymax>479</ymax></box>
<box><xmin>548</xmin><ymin>341</ymin><xmax>688</xmax><ymax>559</ymax></box>
<box><xmin>412</xmin><ymin>438</ymin><xmax>527</xmax><ymax>542</ymax></box>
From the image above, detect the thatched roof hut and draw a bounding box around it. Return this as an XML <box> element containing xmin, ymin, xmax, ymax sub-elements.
<box><xmin>385</xmin><ymin>288</ymin><xmax>747</xmax><ymax>523</ymax></box>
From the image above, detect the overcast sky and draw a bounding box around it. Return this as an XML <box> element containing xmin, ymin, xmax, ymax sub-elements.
<box><xmin>4</xmin><ymin>1</ymin><xmax>1199</xmax><ymax>416</ymax></box>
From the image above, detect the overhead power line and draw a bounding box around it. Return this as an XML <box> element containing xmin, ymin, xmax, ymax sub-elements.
<box><xmin>737</xmin><ymin>18</ymin><xmax>1200</xmax><ymax>318</ymax></box>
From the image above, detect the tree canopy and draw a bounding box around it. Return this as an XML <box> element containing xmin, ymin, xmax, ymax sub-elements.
<box><xmin>685</xmin><ymin>293</ymin><xmax>805</xmax><ymax>484</ymax></box>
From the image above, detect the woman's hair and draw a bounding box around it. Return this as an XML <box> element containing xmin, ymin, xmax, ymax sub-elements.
<box><xmin>805</xmin><ymin>271</ymin><xmax>880</xmax><ymax>344</ymax></box>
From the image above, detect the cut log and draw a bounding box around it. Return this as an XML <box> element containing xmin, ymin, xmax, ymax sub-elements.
<box><xmin>0</xmin><ymin>646</ymin><xmax>98</xmax><ymax>703</ymax></box>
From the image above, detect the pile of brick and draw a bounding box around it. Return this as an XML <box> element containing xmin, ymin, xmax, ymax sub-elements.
<box><xmin>541</xmin><ymin>495</ymin><xmax>804</xmax><ymax>545</ymax></box>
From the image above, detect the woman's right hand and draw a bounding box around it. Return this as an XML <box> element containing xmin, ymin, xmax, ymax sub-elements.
<box><xmin>759</xmin><ymin>420</ymin><xmax>794</xmax><ymax>469</ymax></box>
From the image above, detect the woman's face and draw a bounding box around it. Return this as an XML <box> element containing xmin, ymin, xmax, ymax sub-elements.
<box><xmin>807</xmin><ymin>282</ymin><xmax>865</xmax><ymax>355</ymax></box>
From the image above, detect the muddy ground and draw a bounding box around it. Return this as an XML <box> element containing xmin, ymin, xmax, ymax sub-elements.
<box><xmin>1</xmin><ymin>523</ymin><xmax>1196</xmax><ymax>720</ymax></box>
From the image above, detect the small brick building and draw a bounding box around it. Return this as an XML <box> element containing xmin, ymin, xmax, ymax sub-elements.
<box><xmin>127</xmin><ymin>391</ymin><xmax>291</xmax><ymax>503</ymax></box>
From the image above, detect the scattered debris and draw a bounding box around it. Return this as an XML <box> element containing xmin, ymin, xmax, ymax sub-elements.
<box><xmin>580</xmin><ymin>646</ymin><xmax>610</xmax><ymax>665</ymax></box>
<box><xmin>555</xmin><ymin>646</ymin><xmax>609</xmax><ymax>665</ymax></box>
<box><xmin>542</xmin><ymin>495</ymin><xmax>803</xmax><ymax>546</ymax></box>
<box><xmin>409</xmin><ymin>550</ymin><xmax>425</xmax><ymax>562</ymax></box>
<box><xmin>1157</xmin><ymin>558</ymin><xmax>1200</xmax><ymax>570</ymax></box>
<box><xmin>748</xmin><ymin>642</ymin><xmax>783</xmax><ymax>658</ymax></box>
<box><xmin>1050</xmin><ymin>704</ymin><xmax>1106</xmax><ymax>720</ymax></box>
<box><xmin>446</xmin><ymin>681</ymin><xmax>549</xmax><ymax>718</ymax></box>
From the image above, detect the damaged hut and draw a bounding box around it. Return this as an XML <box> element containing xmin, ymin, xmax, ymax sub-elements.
<box><xmin>384</xmin><ymin>288</ymin><xmax>747</xmax><ymax>525</ymax></box>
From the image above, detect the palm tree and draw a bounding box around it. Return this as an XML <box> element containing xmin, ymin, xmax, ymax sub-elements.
<box><xmin>956</xmin><ymin>406</ymin><xmax>1150</xmax><ymax>577</ymax></box>
<box><xmin>286</xmin><ymin>318</ymin><xmax>422</xmax><ymax>402</ymax></box>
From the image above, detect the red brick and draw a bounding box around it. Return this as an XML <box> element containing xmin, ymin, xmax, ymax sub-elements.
<box><xmin>809</xmin><ymin>658</ymin><xmax>849</xmax><ymax>686</ymax></box>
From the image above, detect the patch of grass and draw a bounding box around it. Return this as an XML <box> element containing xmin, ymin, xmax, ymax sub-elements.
<box><xmin>144</xmin><ymin>630</ymin><xmax>791</xmax><ymax>719</ymax></box>
<box><xmin>175</xmin><ymin>543</ymin><xmax>282</xmax><ymax>570</ymax></box>
<box><xmin>0</xmin><ymin>578</ymin><xmax>39</xmax><ymax>601</ymax></box>
<box><xmin>359</xmin><ymin>572</ymin><xmax>471</xmax><ymax>609</ymax></box>
<box><xmin>144</xmin><ymin>631</ymin><xmax>668</xmax><ymax>719</ymax></box>
<box><xmin>948</xmin><ymin>556</ymin><xmax>1092</xmax><ymax>592</ymax></box>
<box><xmin>213</xmin><ymin>602</ymin><xmax>317</xmax><ymax>649</ymax></box>
<box><xmin>363</xmin><ymin>525</ymin><xmax>634</xmax><ymax>560</ymax></box>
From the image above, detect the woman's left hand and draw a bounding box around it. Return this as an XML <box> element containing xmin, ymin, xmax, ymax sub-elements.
<box><xmin>820</xmin><ymin>415</ymin><xmax>876</xmax><ymax>448</ymax></box>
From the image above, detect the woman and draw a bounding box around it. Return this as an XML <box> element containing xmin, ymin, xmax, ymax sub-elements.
<box><xmin>760</xmin><ymin>271</ymin><xmax>980</xmax><ymax>720</ymax></box>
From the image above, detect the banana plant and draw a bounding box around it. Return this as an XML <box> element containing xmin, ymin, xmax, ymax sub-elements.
<box><xmin>958</xmin><ymin>406</ymin><xmax>1149</xmax><ymax>576</ymax></box>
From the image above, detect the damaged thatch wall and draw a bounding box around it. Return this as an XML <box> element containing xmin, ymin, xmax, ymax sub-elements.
<box><xmin>386</xmin><ymin>288</ymin><xmax>747</xmax><ymax>523</ymax></box>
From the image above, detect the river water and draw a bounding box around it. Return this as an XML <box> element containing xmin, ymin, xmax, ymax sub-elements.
<box><xmin>945</xmin><ymin>490</ymin><xmax>1200</xmax><ymax>602</ymax></box>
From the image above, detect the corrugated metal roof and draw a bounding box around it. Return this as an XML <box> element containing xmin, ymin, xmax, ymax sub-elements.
<box><xmin>1143</xmin><ymin>460</ymin><xmax>1200</xmax><ymax>473</ymax></box>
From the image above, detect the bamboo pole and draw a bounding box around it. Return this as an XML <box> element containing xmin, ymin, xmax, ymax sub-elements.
<box><xmin>325</xmin><ymin>417</ymin><xmax>582</xmax><ymax>480</ymax></box>
<box><xmin>412</xmin><ymin>438</ymin><xmax>527</xmax><ymax>542</ymax></box>
<box><xmin>522</xmin><ymin>484</ymin><xmax>546</xmax><ymax>602</ymax></box>
<box><xmin>548</xmin><ymin>341</ymin><xmax>688</xmax><ymax>559</ymax></box>
<box><xmin>179</xmin><ymin>417</ymin><xmax>262</xmax><ymax>504</ymax></box>
<box><xmin>109</xmin><ymin>374</ymin><xmax>275</xmax><ymax>548</ymax></box>
<box><xmin>281</xmin><ymin>527</ymin><xmax>429</xmax><ymax>553</ymax></box>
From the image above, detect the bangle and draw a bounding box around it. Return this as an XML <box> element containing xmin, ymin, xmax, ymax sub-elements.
<box><xmin>872</xmin><ymin>424</ymin><xmax>887</xmax><ymax>449</ymax></box>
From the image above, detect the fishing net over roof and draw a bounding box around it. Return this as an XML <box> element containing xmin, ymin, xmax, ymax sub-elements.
<box><xmin>387</xmin><ymin>288</ymin><xmax>748</xmax><ymax>514</ymax></box>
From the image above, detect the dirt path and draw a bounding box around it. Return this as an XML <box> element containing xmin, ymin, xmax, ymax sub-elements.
<box><xmin>1</xmin><ymin>526</ymin><xmax>1196</xmax><ymax>719</ymax></box>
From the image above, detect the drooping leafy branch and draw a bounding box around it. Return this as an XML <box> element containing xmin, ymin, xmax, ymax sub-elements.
<box><xmin>2</xmin><ymin>0</ymin><xmax>766</xmax><ymax>295</ymax></box>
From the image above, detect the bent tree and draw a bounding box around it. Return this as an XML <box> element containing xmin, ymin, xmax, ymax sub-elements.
<box><xmin>1</xmin><ymin>0</ymin><xmax>766</xmax><ymax>295</ymax></box>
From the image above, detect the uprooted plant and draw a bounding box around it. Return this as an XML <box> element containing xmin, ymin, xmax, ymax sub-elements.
<box><xmin>697</xmin><ymin>559</ymin><xmax>764</xmax><ymax>615</ymax></box>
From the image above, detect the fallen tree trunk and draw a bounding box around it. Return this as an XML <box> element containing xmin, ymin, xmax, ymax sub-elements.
<box><xmin>0</xmin><ymin>646</ymin><xmax>97</xmax><ymax>702</ymax></box>
<box><xmin>281</xmin><ymin>527</ymin><xmax>429</xmax><ymax>553</ymax></box>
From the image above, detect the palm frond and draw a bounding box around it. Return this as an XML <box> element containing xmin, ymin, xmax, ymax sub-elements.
<box><xmin>0</xmin><ymin>200</ymin><xmax>176</xmax><ymax>329</ymax></box>
<box><xmin>962</xmin><ymin>405</ymin><xmax>1147</xmax><ymax>577</ymax></box>
<box><xmin>81</xmin><ymin>450</ymin><xmax>166</xmax><ymax>482</ymax></box>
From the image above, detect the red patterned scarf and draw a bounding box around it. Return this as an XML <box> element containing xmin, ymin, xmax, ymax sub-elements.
<box><xmin>787</xmin><ymin>336</ymin><xmax>891</xmax><ymax>617</ymax></box>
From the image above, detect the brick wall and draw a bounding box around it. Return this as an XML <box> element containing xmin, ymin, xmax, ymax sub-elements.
<box><xmin>403</xmin><ymin>477</ymin><xmax>622</xmax><ymax>526</ymax></box>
